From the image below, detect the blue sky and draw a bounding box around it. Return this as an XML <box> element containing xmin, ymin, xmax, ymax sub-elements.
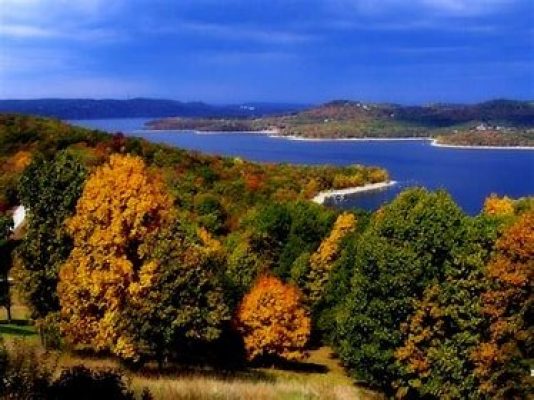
<box><xmin>0</xmin><ymin>0</ymin><xmax>532</xmax><ymax>104</ymax></box>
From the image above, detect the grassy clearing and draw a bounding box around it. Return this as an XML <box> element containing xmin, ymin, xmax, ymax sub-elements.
<box><xmin>0</xmin><ymin>300</ymin><xmax>381</xmax><ymax>400</ymax></box>
<box><xmin>130</xmin><ymin>347</ymin><xmax>380</xmax><ymax>400</ymax></box>
<box><xmin>54</xmin><ymin>347</ymin><xmax>380</xmax><ymax>400</ymax></box>
<box><xmin>0</xmin><ymin>292</ymin><xmax>38</xmax><ymax>339</ymax></box>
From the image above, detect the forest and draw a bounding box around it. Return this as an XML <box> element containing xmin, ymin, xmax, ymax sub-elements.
<box><xmin>0</xmin><ymin>114</ymin><xmax>532</xmax><ymax>399</ymax></box>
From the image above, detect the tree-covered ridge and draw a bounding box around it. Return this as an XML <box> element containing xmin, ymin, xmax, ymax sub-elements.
<box><xmin>0</xmin><ymin>113</ymin><xmax>388</xmax><ymax>214</ymax></box>
<box><xmin>147</xmin><ymin>99</ymin><xmax>534</xmax><ymax>146</ymax></box>
<box><xmin>0</xmin><ymin>98</ymin><xmax>307</xmax><ymax>119</ymax></box>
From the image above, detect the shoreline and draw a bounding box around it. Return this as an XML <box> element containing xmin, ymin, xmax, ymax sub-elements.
<box><xmin>312</xmin><ymin>181</ymin><xmax>398</xmax><ymax>204</ymax></box>
<box><xmin>268</xmin><ymin>134</ymin><xmax>429</xmax><ymax>142</ymax></box>
<box><xmin>141</xmin><ymin>128</ymin><xmax>278</xmax><ymax>135</ymax></box>
<box><xmin>141</xmin><ymin>127</ymin><xmax>534</xmax><ymax>150</ymax></box>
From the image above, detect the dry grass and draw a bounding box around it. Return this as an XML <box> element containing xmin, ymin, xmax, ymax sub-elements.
<box><xmin>0</xmin><ymin>300</ymin><xmax>382</xmax><ymax>400</ymax></box>
<box><xmin>132</xmin><ymin>375</ymin><xmax>362</xmax><ymax>400</ymax></box>
<box><xmin>54</xmin><ymin>347</ymin><xmax>381</xmax><ymax>400</ymax></box>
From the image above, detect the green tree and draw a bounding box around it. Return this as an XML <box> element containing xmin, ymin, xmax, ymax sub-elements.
<box><xmin>334</xmin><ymin>188</ymin><xmax>467</xmax><ymax>392</ymax></box>
<box><xmin>120</xmin><ymin>220</ymin><xmax>230</xmax><ymax>367</ymax></box>
<box><xmin>394</xmin><ymin>215</ymin><xmax>501</xmax><ymax>399</ymax></box>
<box><xmin>0</xmin><ymin>214</ymin><xmax>14</xmax><ymax>322</ymax></box>
<box><xmin>16</xmin><ymin>152</ymin><xmax>87</xmax><ymax>320</ymax></box>
<box><xmin>194</xmin><ymin>193</ymin><xmax>227</xmax><ymax>235</ymax></box>
<box><xmin>277</xmin><ymin>201</ymin><xmax>335</xmax><ymax>280</ymax></box>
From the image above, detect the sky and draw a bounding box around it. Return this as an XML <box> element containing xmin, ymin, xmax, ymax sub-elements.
<box><xmin>0</xmin><ymin>0</ymin><xmax>532</xmax><ymax>104</ymax></box>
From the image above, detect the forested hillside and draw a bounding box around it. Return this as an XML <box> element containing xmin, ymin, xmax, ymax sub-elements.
<box><xmin>0</xmin><ymin>114</ymin><xmax>532</xmax><ymax>399</ymax></box>
<box><xmin>148</xmin><ymin>99</ymin><xmax>534</xmax><ymax>146</ymax></box>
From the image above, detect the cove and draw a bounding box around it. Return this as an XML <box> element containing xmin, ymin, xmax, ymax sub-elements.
<box><xmin>69</xmin><ymin>118</ymin><xmax>534</xmax><ymax>215</ymax></box>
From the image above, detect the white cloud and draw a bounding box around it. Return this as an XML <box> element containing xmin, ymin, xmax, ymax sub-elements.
<box><xmin>0</xmin><ymin>24</ymin><xmax>58</xmax><ymax>38</ymax></box>
<box><xmin>0</xmin><ymin>0</ymin><xmax>125</xmax><ymax>40</ymax></box>
<box><xmin>420</xmin><ymin>0</ymin><xmax>514</xmax><ymax>15</ymax></box>
<box><xmin>151</xmin><ymin>21</ymin><xmax>317</xmax><ymax>45</ymax></box>
<box><xmin>333</xmin><ymin>0</ymin><xmax>517</xmax><ymax>16</ymax></box>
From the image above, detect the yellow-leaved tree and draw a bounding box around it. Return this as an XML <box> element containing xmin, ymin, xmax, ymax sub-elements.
<box><xmin>306</xmin><ymin>212</ymin><xmax>356</xmax><ymax>302</ymax></box>
<box><xmin>235</xmin><ymin>275</ymin><xmax>310</xmax><ymax>362</ymax></box>
<box><xmin>58</xmin><ymin>154</ymin><xmax>173</xmax><ymax>361</ymax></box>
<box><xmin>483</xmin><ymin>194</ymin><xmax>515</xmax><ymax>216</ymax></box>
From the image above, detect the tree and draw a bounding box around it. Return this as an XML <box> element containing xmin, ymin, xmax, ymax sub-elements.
<box><xmin>58</xmin><ymin>154</ymin><xmax>173</xmax><ymax>361</ymax></box>
<box><xmin>225</xmin><ymin>233</ymin><xmax>266</xmax><ymax>300</ymax></box>
<box><xmin>120</xmin><ymin>221</ymin><xmax>230</xmax><ymax>366</ymax></box>
<box><xmin>235</xmin><ymin>275</ymin><xmax>311</xmax><ymax>362</ymax></box>
<box><xmin>0</xmin><ymin>214</ymin><xmax>14</xmax><ymax>322</ymax></box>
<box><xmin>472</xmin><ymin>211</ymin><xmax>534</xmax><ymax>399</ymax></box>
<box><xmin>483</xmin><ymin>194</ymin><xmax>515</xmax><ymax>216</ymax></box>
<box><xmin>16</xmin><ymin>152</ymin><xmax>87</xmax><ymax>320</ymax></box>
<box><xmin>194</xmin><ymin>193</ymin><xmax>227</xmax><ymax>235</ymax></box>
<box><xmin>334</xmin><ymin>188</ymin><xmax>467</xmax><ymax>391</ymax></box>
<box><xmin>394</xmin><ymin>215</ymin><xmax>501</xmax><ymax>399</ymax></box>
<box><xmin>306</xmin><ymin>212</ymin><xmax>356</xmax><ymax>303</ymax></box>
<box><xmin>277</xmin><ymin>201</ymin><xmax>335</xmax><ymax>280</ymax></box>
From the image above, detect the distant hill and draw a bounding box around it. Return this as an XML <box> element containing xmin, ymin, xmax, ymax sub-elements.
<box><xmin>147</xmin><ymin>99</ymin><xmax>534</xmax><ymax>146</ymax></box>
<box><xmin>0</xmin><ymin>98</ymin><xmax>308</xmax><ymax>119</ymax></box>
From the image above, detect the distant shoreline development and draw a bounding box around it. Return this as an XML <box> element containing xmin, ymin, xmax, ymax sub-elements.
<box><xmin>312</xmin><ymin>181</ymin><xmax>398</xmax><ymax>205</ymax></box>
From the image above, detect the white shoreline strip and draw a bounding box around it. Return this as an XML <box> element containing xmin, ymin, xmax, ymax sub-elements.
<box><xmin>268</xmin><ymin>134</ymin><xmax>429</xmax><ymax>142</ymax></box>
<box><xmin>313</xmin><ymin>181</ymin><xmax>397</xmax><ymax>205</ymax></box>
<box><xmin>429</xmin><ymin>139</ymin><xmax>534</xmax><ymax>151</ymax></box>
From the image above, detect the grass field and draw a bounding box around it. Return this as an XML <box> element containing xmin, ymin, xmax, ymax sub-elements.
<box><xmin>0</xmin><ymin>298</ymin><xmax>381</xmax><ymax>400</ymax></box>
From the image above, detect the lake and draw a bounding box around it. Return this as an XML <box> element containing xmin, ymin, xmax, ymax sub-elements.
<box><xmin>69</xmin><ymin>118</ymin><xmax>534</xmax><ymax>215</ymax></box>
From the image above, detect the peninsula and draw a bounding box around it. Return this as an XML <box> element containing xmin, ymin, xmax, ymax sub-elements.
<box><xmin>146</xmin><ymin>99</ymin><xmax>534</xmax><ymax>147</ymax></box>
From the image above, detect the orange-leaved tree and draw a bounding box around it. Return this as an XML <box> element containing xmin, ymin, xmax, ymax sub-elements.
<box><xmin>58</xmin><ymin>154</ymin><xmax>173</xmax><ymax>361</ymax></box>
<box><xmin>472</xmin><ymin>211</ymin><xmax>534</xmax><ymax>398</ymax></box>
<box><xmin>307</xmin><ymin>212</ymin><xmax>356</xmax><ymax>303</ymax></box>
<box><xmin>235</xmin><ymin>275</ymin><xmax>311</xmax><ymax>362</ymax></box>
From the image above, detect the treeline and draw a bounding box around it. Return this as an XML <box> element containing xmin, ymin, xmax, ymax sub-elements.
<box><xmin>436</xmin><ymin>130</ymin><xmax>534</xmax><ymax>147</ymax></box>
<box><xmin>0</xmin><ymin>114</ymin><xmax>532</xmax><ymax>399</ymax></box>
<box><xmin>0</xmin><ymin>113</ymin><xmax>388</xmax><ymax>214</ymax></box>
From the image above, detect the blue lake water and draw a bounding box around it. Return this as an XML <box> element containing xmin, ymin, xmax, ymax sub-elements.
<box><xmin>69</xmin><ymin>118</ymin><xmax>534</xmax><ymax>215</ymax></box>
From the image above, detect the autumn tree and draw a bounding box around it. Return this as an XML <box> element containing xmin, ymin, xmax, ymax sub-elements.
<box><xmin>16</xmin><ymin>152</ymin><xmax>87</xmax><ymax>319</ymax></box>
<box><xmin>58</xmin><ymin>154</ymin><xmax>173</xmax><ymax>361</ymax></box>
<box><xmin>472</xmin><ymin>211</ymin><xmax>534</xmax><ymax>399</ymax></box>
<box><xmin>235</xmin><ymin>275</ymin><xmax>311</xmax><ymax>362</ymax></box>
<box><xmin>483</xmin><ymin>194</ymin><xmax>515</xmax><ymax>216</ymax></box>
<box><xmin>306</xmin><ymin>212</ymin><xmax>356</xmax><ymax>303</ymax></box>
